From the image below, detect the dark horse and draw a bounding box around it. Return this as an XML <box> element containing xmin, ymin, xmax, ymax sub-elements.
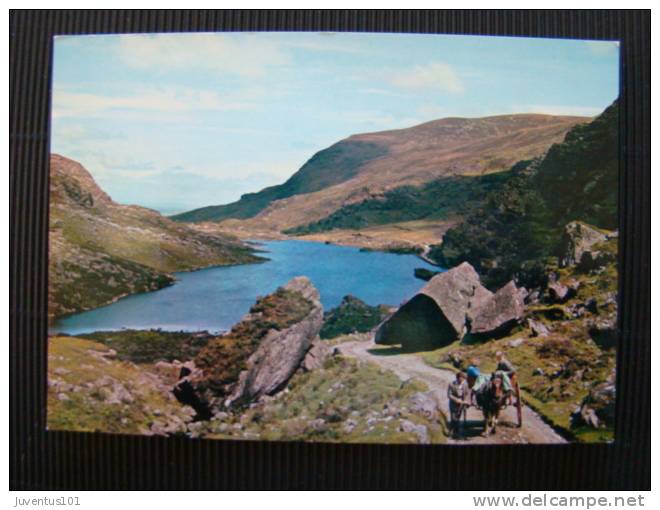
<box><xmin>473</xmin><ymin>374</ymin><xmax>508</xmax><ymax>436</ymax></box>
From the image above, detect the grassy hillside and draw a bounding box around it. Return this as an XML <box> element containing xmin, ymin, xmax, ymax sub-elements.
<box><xmin>47</xmin><ymin>336</ymin><xmax>195</xmax><ymax>435</ymax></box>
<box><xmin>49</xmin><ymin>154</ymin><xmax>264</xmax><ymax>318</ymax></box>
<box><xmin>48</xmin><ymin>335</ymin><xmax>446</xmax><ymax>443</ymax></box>
<box><xmin>534</xmin><ymin>102</ymin><xmax>618</xmax><ymax>230</ymax></box>
<box><xmin>429</xmin><ymin>100</ymin><xmax>618</xmax><ymax>288</ymax></box>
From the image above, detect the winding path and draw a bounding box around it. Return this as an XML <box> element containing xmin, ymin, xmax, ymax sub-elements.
<box><xmin>338</xmin><ymin>337</ymin><xmax>566</xmax><ymax>445</ymax></box>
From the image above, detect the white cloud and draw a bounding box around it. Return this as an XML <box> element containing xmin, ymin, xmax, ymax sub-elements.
<box><xmin>116</xmin><ymin>33</ymin><xmax>291</xmax><ymax>78</ymax></box>
<box><xmin>385</xmin><ymin>62</ymin><xmax>463</xmax><ymax>93</ymax></box>
<box><xmin>52</xmin><ymin>86</ymin><xmax>255</xmax><ymax>119</ymax></box>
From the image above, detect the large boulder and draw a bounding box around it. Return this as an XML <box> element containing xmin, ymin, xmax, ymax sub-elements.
<box><xmin>226</xmin><ymin>277</ymin><xmax>324</xmax><ymax>406</ymax></box>
<box><xmin>470</xmin><ymin>281</ymin><xmax>525</xmax><ymax>337</ymax></box>
<box><xmin>375</xmin><ymin>262</ymin><xmax>492</xmax><ymax>350</ymax></box>
<box><xmin>178</xmin><ymin>277</ymin><xmax>324</xmax><ymax>413</ymax></box>
<box><xmin>559</xmin><ymin>221</ymin><xmax>608</xmax><ymax>268</ymax></box>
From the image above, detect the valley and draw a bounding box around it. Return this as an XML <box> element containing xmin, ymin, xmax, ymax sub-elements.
<box><xmin>47</xmin><ymin>102</ymin><xmax>619</xmax><ymax>444</ymax></box>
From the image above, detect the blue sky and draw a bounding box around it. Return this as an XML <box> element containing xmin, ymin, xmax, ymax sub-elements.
<box><xmin>51</xmin><ymin>32</ymin><xmax>619</xmax><ymax>215</ymax></box>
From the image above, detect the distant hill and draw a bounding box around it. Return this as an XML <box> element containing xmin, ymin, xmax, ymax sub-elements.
<box><xmin>172</xmin><ymin>114</ymin><xmax>587</xmax><ymax>230</ymax></box>
<box><xmin>48</xmin><ymin>154</ymin><xmax>263</xmax><ymax>318</ymax></box>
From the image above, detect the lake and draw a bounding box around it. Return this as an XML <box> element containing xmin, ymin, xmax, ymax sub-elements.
<box><xmin>50</xmin><ymin>240</ymin><xmax>441</xmax><ymax>335</ymax></box>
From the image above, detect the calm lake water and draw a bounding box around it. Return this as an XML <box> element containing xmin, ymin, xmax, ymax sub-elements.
<box><xmin>50</xmin><ymin>240</ymin><xmax>441</xmax><ymax>335</ymax></box>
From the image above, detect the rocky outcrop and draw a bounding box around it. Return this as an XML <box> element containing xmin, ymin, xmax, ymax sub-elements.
<box><xmin>527</xmin><ymin>318</ymin><xmax>550</xmax><ymax>337</ymax></box>
<box><xmin>408</xmin><ymin>391</ymin><xmax>441</xmax><ymax>421</ymax></box>
<box><xmin>227</xmin><ymin>280</ymin><xmax>323</xmax><ymax>405</ymax></box>
<box><xmin>559</xmin><ymin>221</ymin><xmax>608</xmax><ymax>268</ymax></box>
<box><xmin>178</xmin><ymin>277</ymin><xmax>324</xmax><ymax>413</ymax></box>
<box><xmin>572</xmin><ymin>369</ymin><xmax>616</xmax><ymax>429</ymax></box>
<box><xmin>375</xmin><ymin>262</ymin><xmax>491</xmax><ymax>350</ymax></box>
<box><xmin>470</xmin><ymin>281</ymin><xmax>525</xmax><ymax>337</ymax></box>
<box><xmin>422</xmin><ymin>262</ymin><xmax>490</xmax><ymax>335</ymax></box>
<box><xmin>547</xmin><ymin>277</ymin><xmax>580</xmax><ymax>303</ymax></box>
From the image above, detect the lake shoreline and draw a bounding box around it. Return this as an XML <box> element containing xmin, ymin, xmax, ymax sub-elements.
<box><xmin>50</xmin><ymin>240</ymin><xmax>438</xmax><ymax>336</ymax></box>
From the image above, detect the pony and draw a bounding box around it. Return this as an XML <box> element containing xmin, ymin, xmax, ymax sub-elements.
<box><xmin>473</xmin><ymin>373</ymin><xmax>508</xmax><ymax>436</ymax></box>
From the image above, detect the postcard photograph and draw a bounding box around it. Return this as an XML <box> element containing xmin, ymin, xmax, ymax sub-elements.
<box><xmin>47</xmin><ymin>32</ymin><xmax>619</xmax><ymax>444</ymax></box>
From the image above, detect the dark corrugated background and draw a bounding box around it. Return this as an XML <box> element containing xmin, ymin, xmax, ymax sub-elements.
<box><xmin>9</xmin><ymin>10</ymin><xmax>650</xmax><ymax>490</ymax></box>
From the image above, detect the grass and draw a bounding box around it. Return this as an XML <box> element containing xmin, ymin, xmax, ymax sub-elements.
<box><xmin>79</xmin><ymin>329</ymin><xmax>212</xmax><ymax>364</ymax></box>
<box><xmin>50</xmin><ymin>253</ymin><xmax>174</xmax><ymax>317</ymax></box>
<box><xmin>47</xmin><ymin>336</ymin><xmax>192</xmax><ymax>435</ymax></box>
<box><xmin>294</xmin><ymin>219</ymin><xmax>454</xmax><ymax>254</ymax></box>
<box><xmin>204</xmin><ymin>356</ymin><xmax>447</xmax><ymax>444</ymax></box>
<box><xmin>48</xmin><ymin>334</ymin><xmax>448</xmax><ymax>444</ymax></box>
<box><xmin>284</xmin><ymin>171</ymin><xmax>513</xmax><ymax>236</ymax></box>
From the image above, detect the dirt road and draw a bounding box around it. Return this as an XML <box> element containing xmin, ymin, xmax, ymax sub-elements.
<box><xmin>338</xmin><ymin>338</ymin><xmax>567</xmax><ymax>445</ymax></box>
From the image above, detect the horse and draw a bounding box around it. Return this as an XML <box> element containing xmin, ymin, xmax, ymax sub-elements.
<box><xmin>473</xmin><ymin>373</ymin><xmax>508</xmax><ymax>436</ymax></box>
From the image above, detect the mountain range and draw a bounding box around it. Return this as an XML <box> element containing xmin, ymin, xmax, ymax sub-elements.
<box><xmin>172</xmin><ymin>114</ymin><xmax>588</xmax><ymax>233</ymax></box>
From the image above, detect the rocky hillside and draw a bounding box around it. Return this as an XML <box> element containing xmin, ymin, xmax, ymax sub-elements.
<box><xmin>173</xmin><ymin>114</ymin><xmax>586</xmax><ymax>232</ymax></box>
<box><xmin>429</xmin><ymin>100</ymin><xmax>619</xmax><ymax>289</ymax></box>
<box><xmin>48</xmin><ymin>154</ymin><xmax>263</xmax><ymax>318</ymax></box>
<box><xmin>421</xmin><ymin>226</ymin><xmax>618</xmax><ymax>442</ymax></box>
<box><xmin>48</xmin><ymin>278</ymin><xmax>446</xmax><ymax>443</ymax></box>
<box><xmin>47</xmin><ymin>336</ymin><xmax>197</xmax><ymax>435</ymax></box>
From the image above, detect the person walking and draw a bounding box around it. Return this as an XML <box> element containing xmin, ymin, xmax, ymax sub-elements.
<box><xmin>447</xmin><ymin>371</ymin><xmax>469</xmax><ymax>439</ymax></box>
